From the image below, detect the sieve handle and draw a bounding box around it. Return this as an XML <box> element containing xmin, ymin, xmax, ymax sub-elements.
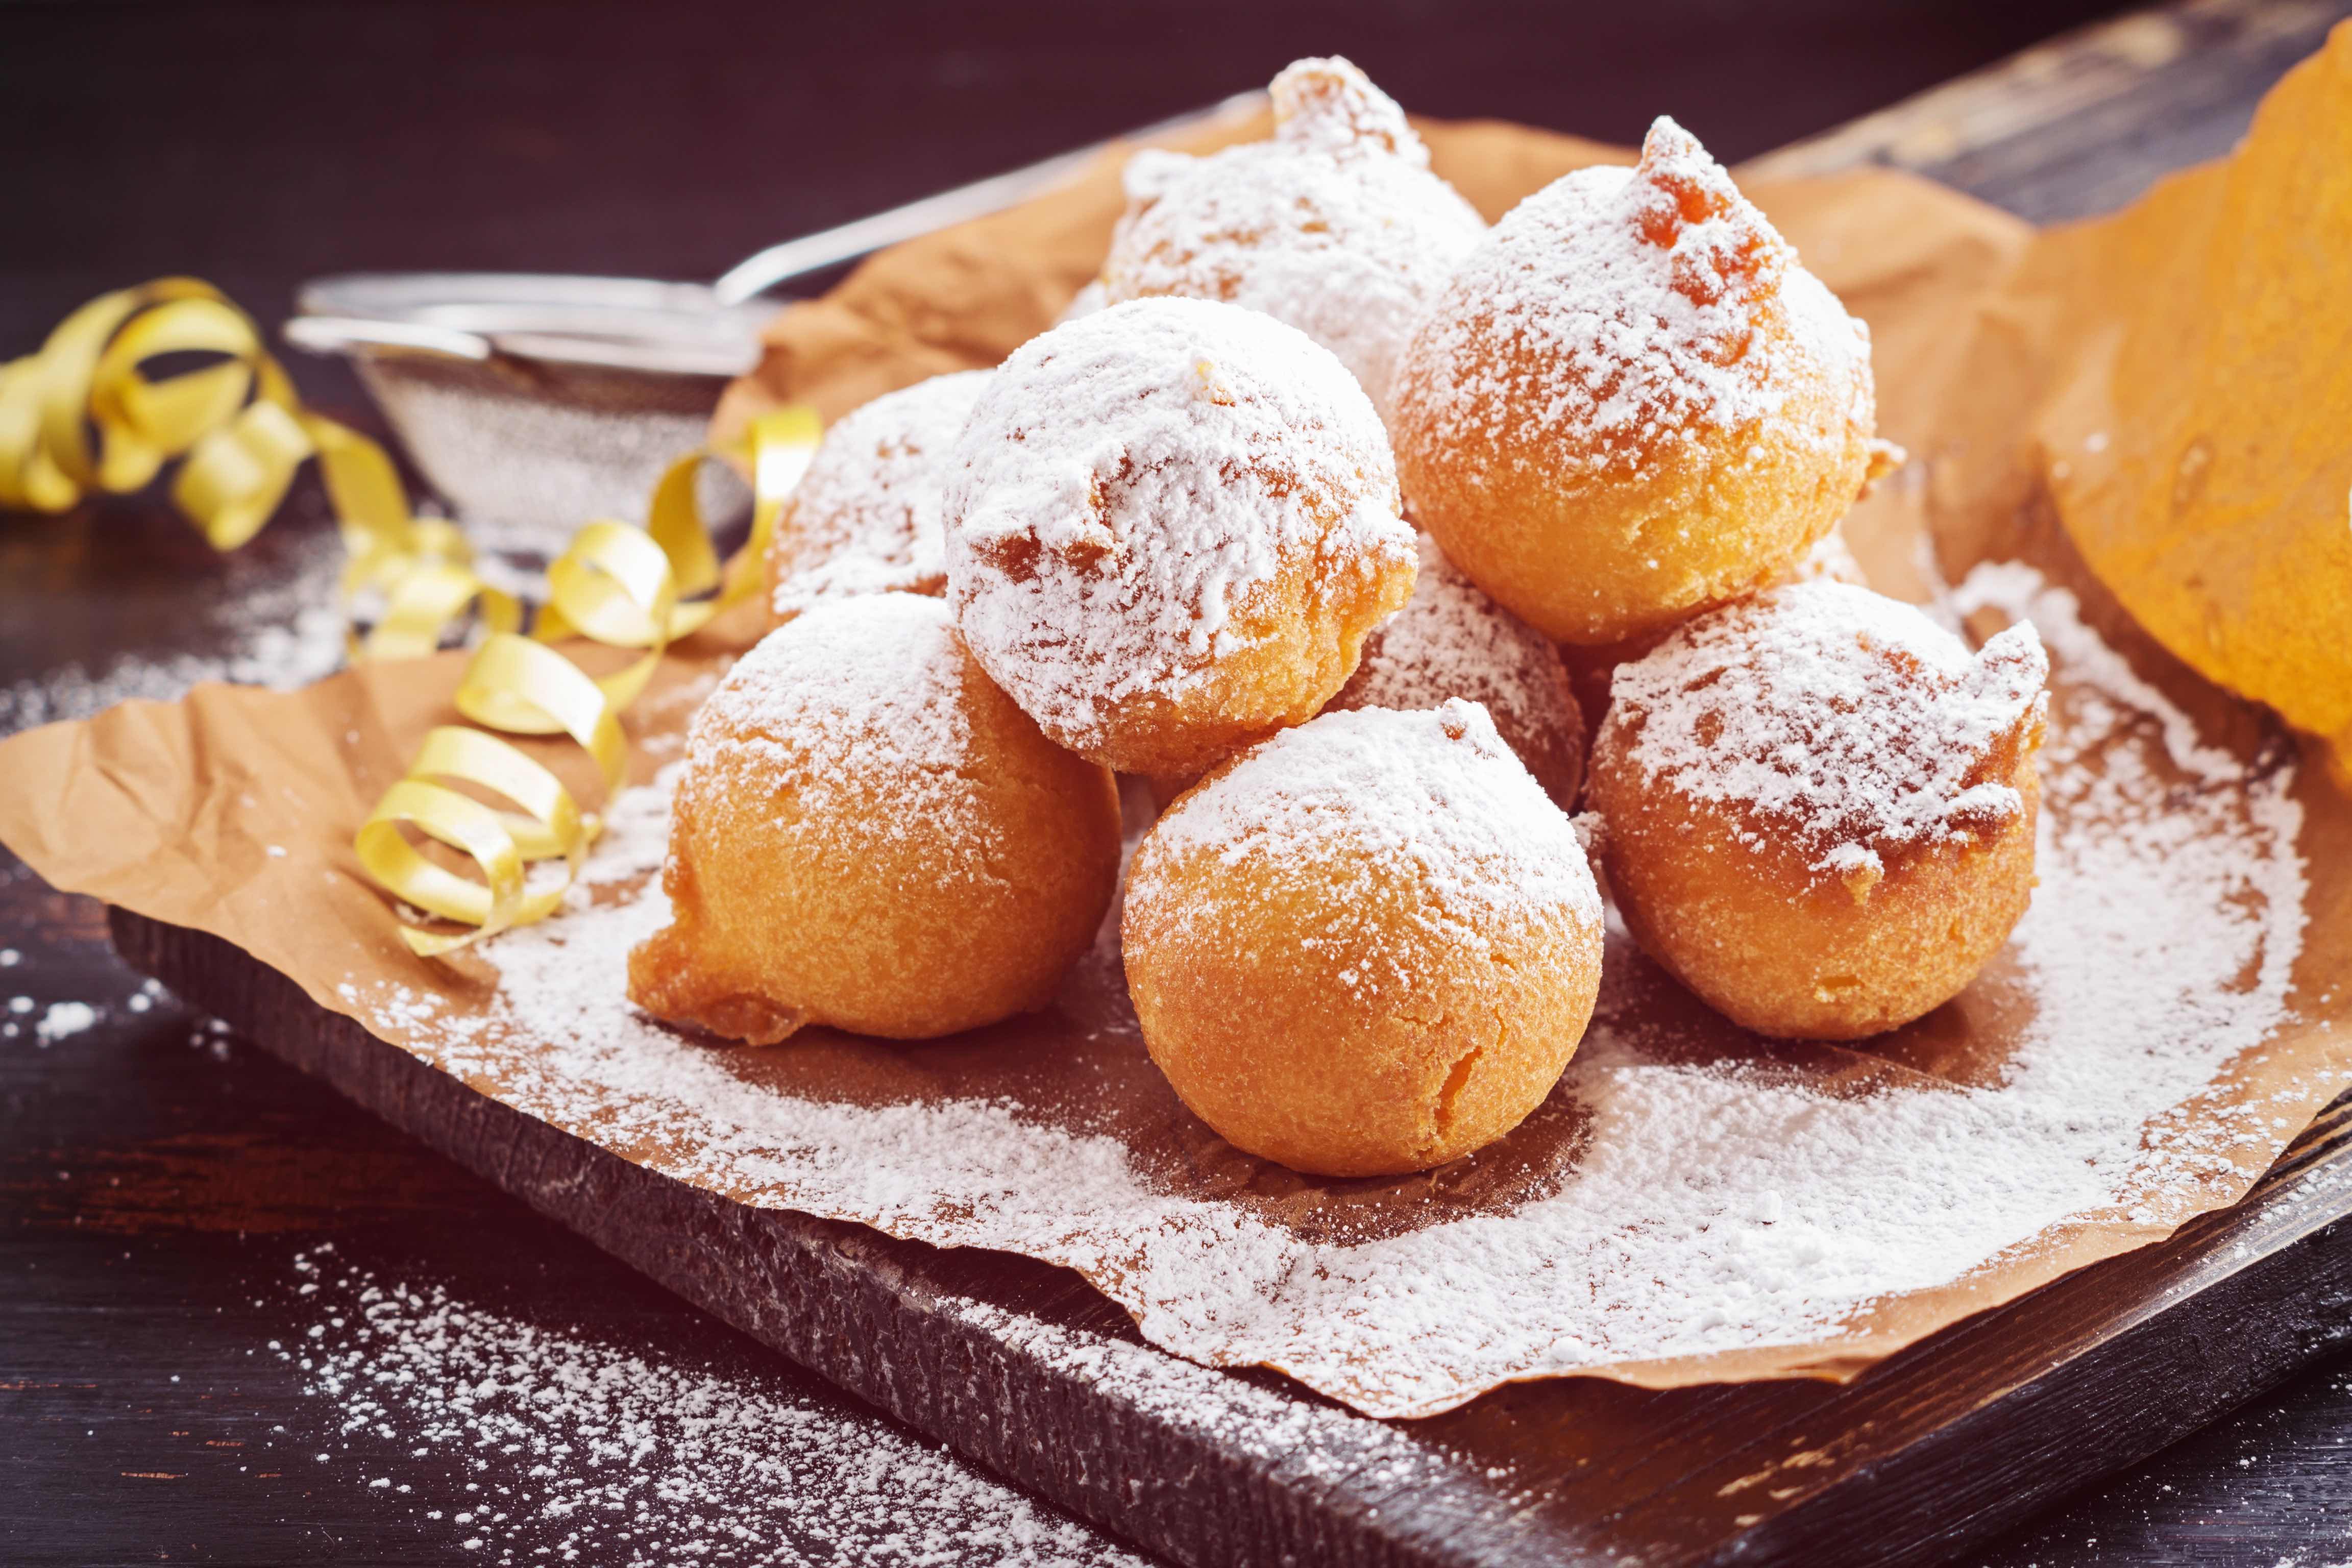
<box><xmin>707</xmin><ymin>90</ymin><xmax>1266</xmax><ymax>307</ymax></box>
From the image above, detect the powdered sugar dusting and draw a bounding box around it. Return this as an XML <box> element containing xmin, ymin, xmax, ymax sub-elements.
<box><xmin>1608</xmin><ymin>579</ymin><xmax>2049</xmax><ymax>878</ymax></box>
<box><xmin>33</xmin><ymin>999</ymin><xmax>101</xmax><ymax>1044</ymax></box>
<box><xmin>1949</xmin><ymin>563</ymin><xmax>2308</xmax><ymax>1149</ymax></box>
<box><xmin>1268</xmin><ymin>55</ymin><xmax>1423</xmax><ymax>164</ymax></box>
<box><xmin>278</xmin><ymin>1248</ymin><xmax>1143</xmax><ymax>1566</ymax></box>
<box><xmin>950</xmin><ymin>1298</ymin><xmax>1460</xmax><ymax>1486</ymax></box>
<box><xmin>1327</xmin><ymin>535</ymin><xmax>1582</xmax><ymax>800</ymax></box>
<box><xmin>1142</xmin><ymin>702</ymin><xmax>1598</xmax><ymax>977</ymax></box>
<box><xmin>768</xmin><ymin>371</ymin><xmax>992</xmax><ymax>616</ymax></box>
<box><xmin>680</xmin><ymin>595</ymin><xmax>973</xmax><ymax>851</ymax></box>
<box><xmin>944</xmin><ymin>297</ymin><xmax>1412</xmax><ymax>749</ymax></box>
<box><xmin>1</xmin><ymin>521</ymin><xmax>348</xmax><ymax>734</ymax></box>
<box><xmin>329</xmin><ymin>562</ymin><xmax>2313</xmax><ymax>1417</ymax></box>
<box><xmin>1100</xmin><ymin>58</ymin><xmax>1485</xmax><ymax>419</ymax></box>
<box><xmin>1396</xmin><ymin>116</ymin><xmax>1866</xmax><ymax>474</ymax></box>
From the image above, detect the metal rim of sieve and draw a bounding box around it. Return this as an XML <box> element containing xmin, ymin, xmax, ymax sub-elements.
<box><xmin>277</xmin><ymin>92</ymin><xmax>1266</xmax><ymax>542</ymax></box>
<box><xmin>281</xmin><ymin>91</ymin><xmax>1266</xmax><ymax>384</ymax></box>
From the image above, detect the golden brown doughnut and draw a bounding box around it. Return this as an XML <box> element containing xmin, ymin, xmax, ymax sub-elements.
<box><xmin>1391</xmin><ymin>117</ymin><xmax>1881</xmax><ymax>646</ymax></box>
<box><xmin>1585</xmin><ymin>581</ymin><xmax>2049</xmax><ymax>1040</ymax></box>
<box><xmin>1561</xmin><ymin>522</ymin><xmax>1868</xmax><ymax>738</ymax></box>
<box><xmin>766</xmin><ymin>370</ymin><xmax>992</xmax><ymax>621</ymax></box>
<box><xmin>1123</xmin><ymin>701</ymin><xmax>1604</xmax><ymax>1177</ymax></box>
<box><xmin>944</xmin><ymin>296</ymin><xmax>1417</xmax><ymax>777</ymax></box>
<box><xmin>1327</xmin><ymin>535</ymin><xmax>1586</xmax><ymax>807</ymax></box>
<box><xmin>629</xmin><ymin>594</ymin><xmax>1122</xmax><ymax>1044</ymax></box>
<box><xmin>1099</xmin><ymin>56</ymin><xmax>1485</xmax><ymax>423</ymax></box>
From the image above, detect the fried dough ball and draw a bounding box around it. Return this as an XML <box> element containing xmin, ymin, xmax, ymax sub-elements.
<box><xmin>1124</xmin><ymin>701</ymin><xmax>1604</xmax><ymax>1177</ymax></box>
<box><xmin>766</xmin><ymin>371</ymin><xmax>992</xmax><ymax>621</ymax></box>
<box><xmin>1136</xmin><ymin>534</ymin><xmax>1585</xmax><ymax>814</ymax></box>
<box><xmin>945</xmin><ymin>296</ymin><xmax>1417</xmax><ymax>777</ymax></box>
<box><xmin>1561</xmin><ymin>522</ymin><xmax>1868</xmax><ymax>735</ymax></box>
<box><xmin>1098</xmin><ymin>57</ymin><xmax>1485</xmax><ymax>422</ymax></box>
<box><xmin>1392</xmin><ymin>117</ymin><xmax>1883</xmax><ymax>646</ymax></box>
<box><xmin>628</xmin><ymin>594</ymin><xmax>1121</xmax><ymax>1045</ymax></box>
<box><xmin>1585</xmin><ymin>581</ymin><xmax>2049</xmax><ymax>1040</ymax></box>
<box><xmin>1327</xmin><ymin>535</ymin><xmax>1586</xmax><ymax>807</ymax></box>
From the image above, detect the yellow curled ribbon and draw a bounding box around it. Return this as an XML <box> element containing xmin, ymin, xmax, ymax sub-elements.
<box><xmin>0</xmin><ymin>278</ymin><xmax>519</xmax><ymax>649</ymax></box>
<box><xmin>1</xmin><ymin>275</ymin><xmax>823</xmax><ymax>957</ymax></box>
<box><xmin>356</xmin><ymin>405</ymin><xmax>821</xmax><ymax>955</ymax></box>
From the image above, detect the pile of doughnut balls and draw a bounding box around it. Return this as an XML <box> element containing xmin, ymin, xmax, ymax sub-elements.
<box><xmin>628</xmin><ymin>58</ymin><xmax>2051</xmax><ymax>1179</ymax></box>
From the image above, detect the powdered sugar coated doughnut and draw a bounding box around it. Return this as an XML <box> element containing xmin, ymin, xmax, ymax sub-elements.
<box><xmin>1392</xmin><ymin>117</ymin><xmax>1884</xmax><ymax>646</ymax></box>
<box><xmin>1124</xmin><ymin>700</ymin><xmax>1603</xmax><ymax>1177</ymax></box>
<box><xmin>629</xmin><ymin>594</ymin><xmax>1121</xmax><ymax>1045</ymax></box>
<box><xmin>1587</xmin><ymin>580</ymin><xmax>2049</xmax><ymax>1039</ymax></box>
<box><xmin>767</xmin><ymin>371</ymin><xmax>992</xmax><ymax>620</ymax></box>
<box><xmin>1560</xmin><ymin>520</ymin><xmax>1870</xmax><ymax>737</ymax></box>
<box><xmin>944</xmin><ymin>296</ymin><xmax>1417</xmax><ymax>777</ymax></box>
<box><xmin>1098</xmin><ymin>57</ymin><xmax>1485</xmax><ymax>423</ymax></box>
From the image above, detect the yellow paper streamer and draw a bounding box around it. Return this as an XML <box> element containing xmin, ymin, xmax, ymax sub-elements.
<box><xmin>0</xmin><ymin>278</ymin><xmax>524</xmax><ymax>653</ymax></box>
<box><xmin>0</xmin><ymin>275</ymin><xmax>823</xmax><ymax>957</ymax></box>
<box><xmin>357</xmin><ymin>404</ymin><xmax>820</xmax><ymax>955</ymax></box>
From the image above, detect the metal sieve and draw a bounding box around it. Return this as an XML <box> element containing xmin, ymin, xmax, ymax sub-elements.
<box><xmin>284</xmin><ymin>93</ymin><xmax>1264</xmax><ymax>557</ymax></box>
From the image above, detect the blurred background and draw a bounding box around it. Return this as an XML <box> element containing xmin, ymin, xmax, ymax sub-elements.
<box><xmin>4</xmin><ymin>0</ymin><xmax>2129</xmax><ymax>418</ymax></box>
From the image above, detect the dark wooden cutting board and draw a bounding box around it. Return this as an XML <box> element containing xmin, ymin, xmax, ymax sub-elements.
<box><xmin>102</xmin><ymin>5</ymin><xmax>2352</xmax><ymax>1564</ymax></box>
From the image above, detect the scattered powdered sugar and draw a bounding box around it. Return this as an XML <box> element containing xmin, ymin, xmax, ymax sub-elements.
<box><xmin>0</xmin><ymin>522</ymin><xmax>348</xmax><ymax>734</ymax></box>
<box><xmin>678</xmin><ymin>595</ymin><xmax>972</xmax><ymax>846</ymax></box>
<box><xmin>1948</xmin><ymin>562</ymin><xmax>2308</xmax><ymax>1139</ymax></box>
<box><xmin>1100</xmin><ymin>57</ymin><xmax>1485</xmax><ymax>420</ymax></box>
<box><xmin>1139</xmin><ymin>701</ymin><xmax>1598</xmax><ymax>979</ymax></box>
<box><xmin>1607</xmin><ymin>579</ymin><xmax>2049</xmax><ymax>879</ymax></box>
<box><xmin>768</xmin><ymin>371</ymin><xmax>994</xmax><ymax>617</ymax></box>
<box><xmin>1396</xmin><ymin>116</ymin><xmax>1867</xmax><ymax>475</ymax></box>
<box><xmin>1327</xmin><ymin>534</ymin><xmax>1582</xmax><ymax>800</ymax></box>
<box><xmin>950</xmin><ymin>1298</ymin><xmax>1483</xmax><ymax>1494</ymax></box>
<box><xmin>944</xmin><ymin>297</ymin><xmax>1412</xmax><ymax>750</ymax></box>
<box><xmin>332</xmin><ymin>561</ymin><xmax>2313</xmax><ymax>1417</ymax></box>
<box><xmin>275</xmin><ymin>1248</ymin><xmax>1143</xmax><ymax>1566</ymax></box>
<box><xmin>33</xmin><ymin>1000</ymin><xmax>100</xmax><ymax>1045</ymax></box>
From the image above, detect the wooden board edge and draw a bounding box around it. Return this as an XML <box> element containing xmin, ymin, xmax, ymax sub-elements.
<box><xmin>1744</xmin><ymin>0</ymin><xmax>2340</xmax><ymax>184</ymax></box>
<box><xmin>1729</xmin><ymin>1178</ymin><xmax>2352</xmax><ymax>1563</ymax></box>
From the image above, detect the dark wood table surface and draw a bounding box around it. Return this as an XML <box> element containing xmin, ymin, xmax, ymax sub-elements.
<box><xmin>9</xmin><ymin>2</ymin><xmax>2351</xmax><ymax>1562</ymax></box>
